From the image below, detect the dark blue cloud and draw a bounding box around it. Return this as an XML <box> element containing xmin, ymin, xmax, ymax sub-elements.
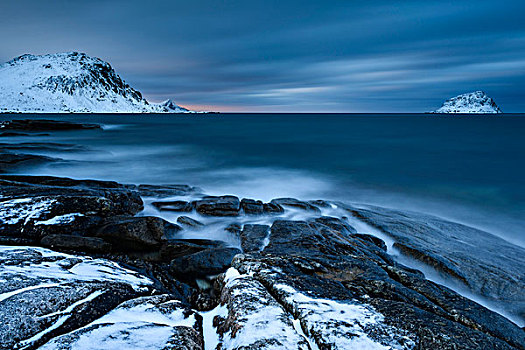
<box><xmin>1</xmin><ymin>0</ymin><xmax>524</xmax><ymax>111</ymax></box>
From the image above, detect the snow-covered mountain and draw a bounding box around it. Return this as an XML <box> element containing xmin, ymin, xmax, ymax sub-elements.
<box><xmin>0</xmin><ymin>52</ymin><xmax>192</xmax><ymax>113</ymax></box>
<box><xmin>432</xmin><ymin>91</ymin><xmax>502</xmax><ymax>114</ymax></box>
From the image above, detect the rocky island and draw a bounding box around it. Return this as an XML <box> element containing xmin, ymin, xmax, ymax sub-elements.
<box><xmin>432</xmin><ymin>91</ymin><xmax>502</xmax><ymax>114</ymax></box>
<box><xmin>0</xmin><ymin>52</ymin><xmax>191</xmax><ymax>114</ymax></box>
<box><xmin>0</xmin><ymin>119</ymin><xmax>524</xmax><ymax>350</ymax></box>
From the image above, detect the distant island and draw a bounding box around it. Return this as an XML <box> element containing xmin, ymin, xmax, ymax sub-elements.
<box><xmin>0</xmin><ymin>52</ymin><xmax>193</xmax><ymax>114</ymax></box>
<box><xmin>431</xmin><ymin>91</ymin><xmax>502</xmax><ymax>114</ymax></box>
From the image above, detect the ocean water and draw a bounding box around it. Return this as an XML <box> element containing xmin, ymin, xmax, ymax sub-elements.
<box><xmin>2</xmin><ymin>113</ymin><xmax>524</xmax><ymax>247</ymax></box>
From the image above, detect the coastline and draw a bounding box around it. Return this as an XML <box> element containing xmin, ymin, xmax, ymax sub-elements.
<box><xmin>0</xmin><ymin>118</ymin><xmax>524</xmax><ymax>349</ymax></box>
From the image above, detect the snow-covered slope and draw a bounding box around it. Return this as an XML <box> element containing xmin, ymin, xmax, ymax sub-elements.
<box><xmin>0</xmin><ymin>52</ymin><xmax>191</xmax><ymax>113</ymax></box>
<box><xmin>432</xmin><ymin>91</ymin><xmax>502</xmax><ymax>114</ymax></box>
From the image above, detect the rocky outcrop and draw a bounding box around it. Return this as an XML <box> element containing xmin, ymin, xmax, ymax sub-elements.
<box><xmin>0</xmin><ymin>245</ymin><xmax>155</xmax><ymax>350</ymax></box>
<box><xmin>432</xmin><ymin>91</ymin><xmax>502</xmax><ymax>114</ymax></box>
<box><xmin>39</xmin><ymin>295</ymin><xmax>203</xmax><ymax>350</ymax></box>
<box><xmin>214</xmin><ymin>219</ymin><xmax>525</xmax><ymax>349</ymax></box>
<box><xmin>344</xmin><ymin>204</ymin><xmax>525</xmax><ymax>324</ymax></box>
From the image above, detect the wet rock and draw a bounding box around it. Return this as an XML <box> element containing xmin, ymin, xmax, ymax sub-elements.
<box><xmin>218</xmin><ymin>219</ymin><xmax>525</xmax><ymax>349</ymax></box>
<box><xmin>0</xmin><ymin>119</ymin><xmax>101</xmax><ymax>131</ymax></box>
<box><xmin>163</xmin><ymin>221</ymin><xmax>183</xmax><ymax>235</ymax></box>
<box><xmin>271</xmin><ymin>197</ymin><xmax>321</xmax><ymax>212</ymax></box>
<box><xmin>160</xmin><ymin>240</ymin><xmax>209</xmax><ymax>261</ymax></box>
<box><xmin>345</xmin><ymin>204</ymin><xmax>525</xmax><ymax>323</ymax></box>
<box><xmin>0</xmin><ymin>175</ymin><xmax>144</xmax><ymax>215</ymax></box>
<box><xmin>137</xmin><ymin>184</ymin><xmax>199</xmax><ymax>198</ymax></box>
<box><xmin>0</xmin><ymin>142</ymin><xmax>90</xmax><ymax>153</ymax></box>
<box><xmin>309</xmin><ymin>199</ymin><xmax>332</xmax><ymax>208</ymax></box>
<box><xmin>177</xmin><ymin>215</ymin><xmax>204</xmax><ymax>228</ymax></box>
<box><xmin>262</xmin><ymin>201</ymin><xmax>284</xmax><ymax>214</ymax></box>
<box><xmin>353</xmin><ymin>233</ymin><xmax>388</xmax><ymax>251</ymax></box>
<box><xmin>310</xmin><ymin>216</ymin><xmax>357</xmax><ymax>234</ymax></box>
<box><xmin>152</xmin><ymin>200</ymin><xmax>194</xmax><ymax>212</ymax></box>
<box><xmin>239</xmin><ymin>224</ymin><xmax>269</xmax><ymax>253</ymax></box>
<box><xmin>40</xmin><ymin>234</ymin><xmax>112</xmax><ymax>253</ymax></box>
<box><xmin>0</xmin><ymin>175</ymin><xmax>144</xmax><ymax>245</ymax></box>
<box><xmin>0</xmin><ymin>152</ymin><xmax>60</xmax><ymax>172</ymax></box>
<box><xmin>224</xmin><ymin>223</ymin><xmax>242</xmax><ymax>236</ymax></box>
<box><xmin>194</xmin><ymin>196</ymin><xmax>240</xmax><ymax>216</ymax></box>
<box><xmin>95</xmin><ymin>216</ymin><xmax>167</xmax><ymax>251</ymax></box>
<box><xmin>170</xmin><ymin>247</ymin><xmax>241</xmax><ymax>276</ymax></box>
<box><xmin>240</xmin><ymin>198</ymin><xmax>264</xmax><ymax>215</ymax></box>
<box><xmin>39</xmin><ymin>295</ymin><xmax>204</xmax><ymax>350</ymax></box>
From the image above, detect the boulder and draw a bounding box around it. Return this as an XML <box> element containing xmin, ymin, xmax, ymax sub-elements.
<box><xmin>239</xmin><ymin>224</ymin><xmax>269</xmax><ymax>253</ymax></box>
<box><xmin>177</xmin><ymin>216</ymin><xmax>204</xmax><ymax>228</ymax></box>
<box><xmin>152</xmin><ymin>200</ymin><xmax>194</xmax><ymax>212</ymax></box>
<box><xmin>262</xmin><ymin>201</ymin><xmax>284</xmax><ymax>214</ymax></box>
<box><xmin>0</xmin><ymin>153</ymin><xmax>59</xmax><ymax>173</ymax></box>
<box><xmin>194</xmin><ymin>196</ymin><xmax>240</xmax><ymax>216</ymax></box>
<box><xmin>95</xmin><ymin>216</ymin><xmax>166</xmax><ymax>251</ymax></box>
<box><xmin>170</xmin><ymin>247</ymin><xmax>241</xmax><ymax>276</ymax></box>
<box><xmin>270</xmin><ymin>197</ymin><xmax>321</xmax><ymax>212</ymax></box>
<box><xmin>40</xmin><ymin>234</ymin><xmax>112</xmax><ymax>253</ymax></box>
<box><xmin>240</xmin><ymin>198</ymin><xmax>264</xmax><ymax>215</ymax></box>
<box><xmin>137</xmin><ymin>184</ymin><xmax>199</xmax><ymax>198</ymax></box>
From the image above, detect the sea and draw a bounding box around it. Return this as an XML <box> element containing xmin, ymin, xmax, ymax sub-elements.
<box><xmin>1</xmin><ymin>113</ymin><xmax>524</xmax><ymax>248</ymax></box>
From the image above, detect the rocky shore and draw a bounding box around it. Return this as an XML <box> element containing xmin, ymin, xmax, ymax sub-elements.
<box><xmin>0</xmin><ymin>119</ymin><xmax>524</xmax><ymax>349</ymax></box>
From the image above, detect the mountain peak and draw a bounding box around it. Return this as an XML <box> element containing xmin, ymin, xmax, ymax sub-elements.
<box><xmin>433</xmin><ymin>91</ymin><xmax>502</xmax><ymax>114</ymax></box>
<box><xmin>0</xmin><ymin>52</ymin><xmax>192</xmax><ymax>113</ymax></box>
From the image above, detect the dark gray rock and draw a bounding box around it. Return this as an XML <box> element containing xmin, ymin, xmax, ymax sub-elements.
<box><xmin>95</xmin><ymin>216</ymin><xmax>167</xmax><ymax>251</ymax></box>
<box><xmin>224</xmin><ymin>222</ymin><xmax>242</xmax><ymax>236</ymax></box>
<box><xmin>40</xmin><ymin>234</ymin><xmax>112</xmax><ymax>253</ymax></box>
<box><xmin>194</xmin><ymin>196</ymin><xmax>240</xmax><ymax>216</ymax></box>
<box><xmin>0</xmin><ymin>152</ymin><xmax>60</xmax><ymax>173</ymax></box>
<box><xmin>177</xmin><ymin>215</ymin><xmax>204</xmax><ymax>228</ymax></box>
<box><xmin>310</xmin><ymin>216</ymin><xmax>357</xmax><ymax>234</ymax></box>
<box><xmin>216</xmin><ymin>219</ymin><xmax>525</xmax><ymax>349</ymax></box>
<box><xmin>170</xmin><ymin>247</ymin><xmax>241</xmax><ymax>276</ymax></box>
<box><xmin>137</xmin><ymin>184</ymin><xmax>199</xmax><ymax>198</ymax></box>
<box><xmin>240</xmin><ymin>198</ymin><xmax>264</xmax><ymax>215</ymax></box>
<box><xmin>152</xmin><ymin>200</ymin><xmax>194</xmax><ymax>212</ymax></box>
<box><xmin>0</xmin><ymin>119</ymin><xmax>101</xmax><ymax>131</ymax></box>
<box><xmin>353</xmin><ymin>233</ymin><xmax>388</xmax><ymax>251</ymax></box>
<box><xmin>262</xmin><ymin>201</ymin><xmax>284</xmax><ymax>214</ymax></box>
<box><xmin>240</xmin><ymin>224</ymin><xmax>269</xmax><ymax>253</ymax></box>
<box><xmin>0</xmin><ymin>132</ymin><xmax>50</xmax><ymax>137</ymax></box>
<box><xmin>160</xmin><ymin>240</ymin><xmax>209</xmax><ymax>261</ymax></box>
<box><xmin>345</xmin><ymin>204</ymin><xmax>525</xmax><ymax>324</ymax></box>
<box><xmin>271</xmin><ymin>197</ymin><xmax>321</xmax><ymax>212</ymax></box>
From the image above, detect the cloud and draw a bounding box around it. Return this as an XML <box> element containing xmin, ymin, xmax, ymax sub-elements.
<box><xmin>1</xmin><ymin>0</ymin><xmax>524</xmax><ymax>111</ymax></box>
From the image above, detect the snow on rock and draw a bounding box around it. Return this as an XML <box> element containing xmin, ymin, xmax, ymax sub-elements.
<box><xmin>39</xmin><ymin>295</ymin><xmax>203</xmax><ymax>350</ymax></box>
<box><xmin>432</xmin><ymin>91</ymin><xmax>502</xmax><ymax>114</ymax></box>
<box><xmin>0</xmin><ymin>197</ymin><xmax>56</xmax><ymax>225</ymax></box>
<box><xmin>272</xmin><ymin>283</ymin><xmax>414</xmax><ymax>350</ymax></box>
<box><xmin>0</xmin><ymin>245</ymin><xmax>155</xmax><ymax>349</ymax></box>
<box><xmin>0</xmin><ymin>52</ymin><xmax>192</xmax><ymax>114</ymax></box>
<box><xmin>216</xmin><ymin>268</ymin><xmax>310</xmax><ymax>350</ymax></box>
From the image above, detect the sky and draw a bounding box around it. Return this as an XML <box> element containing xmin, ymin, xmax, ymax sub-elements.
<box><xmin>1</xmin><ymin>0</ymin><xmax>524</xmax><ymax>112</ymax></box>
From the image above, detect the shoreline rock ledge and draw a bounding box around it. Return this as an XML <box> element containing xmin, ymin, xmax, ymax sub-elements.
<box><xmin>432</xmin><ymin>91</ymin><xmax>502</xmax><ymax>114</ymax></box>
